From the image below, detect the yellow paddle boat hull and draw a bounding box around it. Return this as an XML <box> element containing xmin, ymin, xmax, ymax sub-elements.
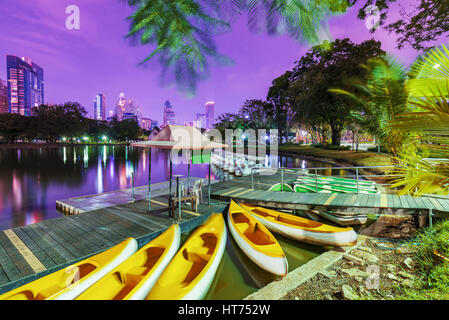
<box><xmin>0</xmin><ymin>238</ymin><xmax>138</xmax><ymax>300</ymax></box>
<box><xmin>146</xmin><ymin>213</ymin><xmax>227</xmax><ymax>300</ymax></box>
<box><xmin>240</xmin><ymin>204</ymin><xmax>358</xmax><ymax>247</ymax></box>
<box><xmin>227</xmin><ymin>200</ymin><xmax>288</xmax><ymax>276</ymax></box>
<box><xmin>76</xmin><ymin>225</ymin><xmax>181</xmax><ymax>300</ymax></box>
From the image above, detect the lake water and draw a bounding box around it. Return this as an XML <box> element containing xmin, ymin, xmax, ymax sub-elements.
<box><xmin>0</xmin><ymin>145</ymin><xmax>344</xmax><ymax>231</ymax></box>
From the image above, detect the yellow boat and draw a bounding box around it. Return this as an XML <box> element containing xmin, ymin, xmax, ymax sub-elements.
<box><xmin>146</xmin><ymin>213</ymin><xmax>227</xmax><ymax>300</ymax></box>
<box><xmin>239</xmin><ymin>203</ymin><xmax>358</xmax><ymax>247</ymax></box>
<box><xmin>227</xmin><ymin>200</ymin><xmax>288</xmax><ymax>276</ymax></box>
<box><xmin>0</xmin><ymin>238</ymin><xmax>138</xmax><ymax>300</ymax></box>
<box><xmin>76</xmin><ymin>225</ymin><xmax>180</xmax><ymax>300</ymax></box>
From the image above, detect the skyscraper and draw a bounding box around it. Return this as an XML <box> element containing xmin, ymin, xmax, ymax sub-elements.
<box><xmin>116</xmin><ymin>93</ymin><xmax>127</xmax><ymax>121</ymax></box>
<box><xmin>7</xmin><ymin>55</ymin><xmax>44</xmax><ymax>116</ymax></box>
<box><xmin>94</xmin><ymin>93</ymin><xmax>106</xmax><ymax>120</ymax></box>
<box><xmin>194</xmin><ymin>113</ymin><xmax>206</xmax><ymax>129</ymax></box>
<box><xmin>163</xmin><ymin>100</ymin><xmax>176</xmax><ymax>127</ymax></box>
<box><xmin>0</xmin><ymin>79</ymin><xmax>8</xmax><ymax>114</ymax></box>
<box><xmin>205</xmin><ymin>101</ymin><xmax>215</xmax><ymax>129</ymax></box>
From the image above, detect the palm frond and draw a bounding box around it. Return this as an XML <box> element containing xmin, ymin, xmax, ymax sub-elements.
<box><xmin>389</xmin><ymin>156</ymin><xmax>449</xmax><ymax>196</ymax></box>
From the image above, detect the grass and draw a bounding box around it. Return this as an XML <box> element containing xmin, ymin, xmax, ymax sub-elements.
<box><xmin>397</xmin><ymin>220</ymin><xmax>449</xmax><ymax>299</ymax></box>
<box><xmin>277</xmin><ymin>144</ymin><xmax>393</xmax><ymax>175</ymax></box>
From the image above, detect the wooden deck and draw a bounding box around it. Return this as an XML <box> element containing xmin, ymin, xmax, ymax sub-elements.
<box><xmin>56</xmin><ymin>177</ymin><xmax>217</xmax><ymax>215</ymax></box>
<box><xmin>0</xmin><ymin>195</ymin><xmax>227</xmax><ymax>295</ymax></box>
<box><xmin>209</xmin><ymin>173</ymin><xmax>449</xmax><ymax>216</ymax></box>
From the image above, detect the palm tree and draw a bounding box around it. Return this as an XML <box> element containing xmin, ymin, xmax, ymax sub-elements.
<box><xmin>388</xmin><ymin>44</ymin><xmax>449</xmax><ymax>196</ymax></box>
<box><xmin>124</xmin><ymin>0</ymin><xmax>351</xmax><ymax>95</ymax></box>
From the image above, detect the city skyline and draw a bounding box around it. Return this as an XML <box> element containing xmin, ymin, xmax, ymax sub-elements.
<box><xmin>0</xmin><ymin>1</ymin><xmax>422</xmax><ymax>125</ymax></box>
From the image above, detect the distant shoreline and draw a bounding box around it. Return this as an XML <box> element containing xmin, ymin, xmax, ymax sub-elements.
<box><xmin>0</xmin><ymin>143</ymin><xmax>130</xmax><ymax>149</ymax></box>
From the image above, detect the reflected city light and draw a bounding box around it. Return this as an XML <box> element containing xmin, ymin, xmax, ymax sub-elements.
<box><xmin>103</xmin><ymin>145</ymin><xmax>107</xmax><ymax>167</ymax></box>
<box><xmin>110</xmin><ymin>159</ymin><xmax>115</xmax><ymax>179</ymax></box>
<box><xmin>97</xmin><ymin>159</ymin><xmax>104</xmax><ymax>194</ymax></box>
<box><xmin>63</xmin><ymin>147</ymin><xmax>67</xmax><ymax>164</ymax></box>
<box><xmin>84</xmin><ymin>146</ymin><xmax>89</xmax><ymax>168</ymax></box>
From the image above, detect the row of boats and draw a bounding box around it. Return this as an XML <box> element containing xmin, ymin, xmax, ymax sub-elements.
<box><xmin>211</xmin><ymin>152</ymin><xmax>265</xmax><ymax>177</ymax></box>
<box><xmin>0</xmin><ymin>200</ymin><xmax>357</xmax><ymax>300</ymax></box>
<box><xmin>269</xmin><ymin>173</ymin><xmax>380</xmax><ymax>194</ymax></box>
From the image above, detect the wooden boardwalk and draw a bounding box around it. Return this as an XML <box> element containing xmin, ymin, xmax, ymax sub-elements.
<box><xmin>56</xmin><ymin>177</ymin><xmax>217</xmax><ymax>215</ymax></box>
<box><xmin>209</xmin><ymin>174</ymin><xmax>449</xmax><ymax>216</ymax></box>
<box><xmin>0</xmin><ymin>195</ymin><xmax>227</xmax><ymax>295</ymax></box>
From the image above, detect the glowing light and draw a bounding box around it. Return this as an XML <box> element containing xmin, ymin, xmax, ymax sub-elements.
<box><xmin>62</xmin><ymin>137</ymin><xmax>67</xmax><ymax>142</ymax></box>
<box><xmin>102</xmin><ymin>136</ymin><xmax>108</xmax><ymax>141</ymax></box>
<box><xmin>83</xmin><ymin>136</ymin><xmax>89</xmax><ymax>141</ymax></box>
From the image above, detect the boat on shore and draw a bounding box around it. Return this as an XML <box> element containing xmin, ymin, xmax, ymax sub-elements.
<box><xmin>146</xmin><ymin>213</ymin><xmax>227</xmax><ymax>300</ymax></box>
<box><xmin>307</xmin><ymin>210</ymin><xmax>368</xmax><ymax>226</ymax></box>
<box><xmin>239</xmin><ymin>203</ymin><xmax>358</xmax><ymax>247</ymax></box>
<box><xmin>0</xmin><ymin>238</ymin><xmax>138</xmax><ymax>300</ymax></box>
<box><xmin>227</xmin><ymin>200</ymin><xmax>288</xmax><ymax>276</ymax></box>
<box><xmin>76</xmin><ymin>225</ymin><xmax>180</xmax><ymax>300</ymax></box>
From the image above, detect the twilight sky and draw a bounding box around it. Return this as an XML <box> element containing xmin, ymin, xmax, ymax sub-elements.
<box><xmin>0</xmin><ymin>0</ymin><xmax>423</xmax><ymax>124</ymax></box>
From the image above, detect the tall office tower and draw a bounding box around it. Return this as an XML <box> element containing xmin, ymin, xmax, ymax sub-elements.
<box><xmin>7</xmin><ymin>55</ymin><xmax>44</xmax><ymax>115</ymax></box>
<box><xmin>163</xmin><ymin>100</ymin><xmax>176</xmax><ymax>127</ymax></box>
<box><xmin>0</xmin><ymin>79</ymin><xmax>8</xmax><ymax>114</ymax></box>
<box><xmin>116</xmin><ymin>93</ymin><xmax>127</xmax><ymax>121</ymax></box>
<box><xmin>107</xmin><ymin>110</ymin><xmax>115</xmax><ymax>122</ymax></box>
<box><xmin>205</xmin><ymin>101</ymin><xmax>215</xmax><ymax>129</ymax></box>
<box><xmin>194</xmin><ymin>113</ymin><xmax>206</xmax><ymax>129</ymax></box>
<box><xmin>126</xmin><ymin>99</ymin><xmax>143</xmax><ymax>125</ymax></box>
<box><xmin>94</xmin><ymin>93</ymin><xmax>106</xmax><ymax>120</ymax></box>
<box><xmin>140</xmin><ymin>118</ymin><xmax>154</xmax><ymax>131</ymax></box>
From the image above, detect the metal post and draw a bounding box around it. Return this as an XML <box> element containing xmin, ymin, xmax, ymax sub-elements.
<box><xmin>208</xmin><ymin>154</ymin><xmax>211</xmax><ymax>205</ymax></box>
<box><xmin>281</xmin><ymin>168</ymin><xmax>284</xmax><ymax>193</ymax></box>
<box><xmin>131</xmin><ymin>171</ymin><xmax>135</xmax><ymax>203</ymax></box>
<box><xmin>356</xmin><ymin>167</ymin><xmax>360</xmax><ymax>194</ymax></box>
<box><xmin>187</xmin><ymin>161</ymin><xmax>191</xmax><ymax>195</ymax></box>
<box><xmin>429</xmin><ymin>209</ymin><xmax>433</xmax><ymax>228</ymax></box>
<box><xmin>169</xmin><ymin>153</ymin><xmax>173</xmax><ymax>218</ymax></box>
<box><xmin>251</xmin><ymin>169</ymin><xmax>254</xmax><ymax>189</ymax></box>
<box><xmin>177</xmin><ymin>176</ymin><xmax>182</xmax><ymax>221</ymax></box>
<box><xmin>148</xmin><ymin>148</ymin><xmax>151</xmax><ymax>211</ymax></box>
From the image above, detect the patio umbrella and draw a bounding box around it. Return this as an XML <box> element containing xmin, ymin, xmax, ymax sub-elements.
<box><xmin>131</xmin><ymin>125</ymin><xmax>228</xmax><ymax>216</ymax></box>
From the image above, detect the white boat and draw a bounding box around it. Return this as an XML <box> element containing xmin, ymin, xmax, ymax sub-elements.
<box><xmin>227</xmin><ymin>201</ymin><xmax>288</xmax><ymax>276</ymax></box>
<box><xmin>239</xmin><ymin>204</ymin><xmax>358</xmax><ymax>247</ymax></box>
<box><xmin>308</xmin><ymin>210</ymin><xmax>368</xmax><ymax>226</ymax></box>
<box><xmin>75</xmin><ymin>225</ymin><xmax>181</xmax><ymax>300</ymax></box>
<box><xmin>146</xmin><ymin>214</ymin><xmax>227</xmax><ymax>300</ymax></box>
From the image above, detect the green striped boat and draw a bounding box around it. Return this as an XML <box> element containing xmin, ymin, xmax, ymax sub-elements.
<box><xmin>268</xmin><ymin>183</ymin><xmax>294</xmax><ymax>192</ymax></box>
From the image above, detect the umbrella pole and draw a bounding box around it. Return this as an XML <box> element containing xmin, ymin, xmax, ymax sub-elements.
<box><xmin>208</xmin><ymin>149</ymin><xmax>212</xmax><ymax>205</ymax></box>
<box><xmin>169</xmin><ymin>152</ymin><xmax>173</xmax><ymax>218</ymax></box>
<box><xmin>187</xmin><ymin>161</ymin><xmax>191</xmax><ymax>194</ymax></box>
<box><xmin>148</xmin><ymin>147</ymin><xmax>151</xmax><ymax>211</ymax></box>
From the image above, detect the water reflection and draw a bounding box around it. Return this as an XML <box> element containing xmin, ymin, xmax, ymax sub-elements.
<box><xmin>0</xmin><ymin>146</ymin><xmax>343</xmax><ymax>231</ymax></box>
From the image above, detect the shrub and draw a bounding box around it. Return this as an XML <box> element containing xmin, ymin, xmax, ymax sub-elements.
<box><xmin>311</xmin><ymin>143</ymin><xmax>351</xmax><ymax>151</ymax></box>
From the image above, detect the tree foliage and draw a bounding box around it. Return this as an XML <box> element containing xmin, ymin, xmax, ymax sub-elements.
<box><xmin>124</xmin><ymin>0</ymin><xmax>352</xmax><ymax>95</ymax></box>
<box><xmin>0</xmin><ymin>103</ymin><xmax>143</xmax><ymax>144</ymax></box>
<box><xmin>289</xmin><ymin>38</ymin><xmax>386</xmax><ymax>145</ymax></box>
<box><xmin>356</xmin><ymin>0</ymin><xmax>449</xmax><ymax>50</ymax></box>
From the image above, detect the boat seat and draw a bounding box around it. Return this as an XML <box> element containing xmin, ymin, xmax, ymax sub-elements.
<box><xmin>182</xmin><ymin>248</ymin><xmax>211</xmax><ymax>263</ymax></box>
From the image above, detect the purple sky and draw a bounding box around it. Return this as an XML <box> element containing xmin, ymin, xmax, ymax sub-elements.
<box><xmin>0</xmin><ymin>0</ymin><xmax>423</xmax><ymax>124</ymax></box>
